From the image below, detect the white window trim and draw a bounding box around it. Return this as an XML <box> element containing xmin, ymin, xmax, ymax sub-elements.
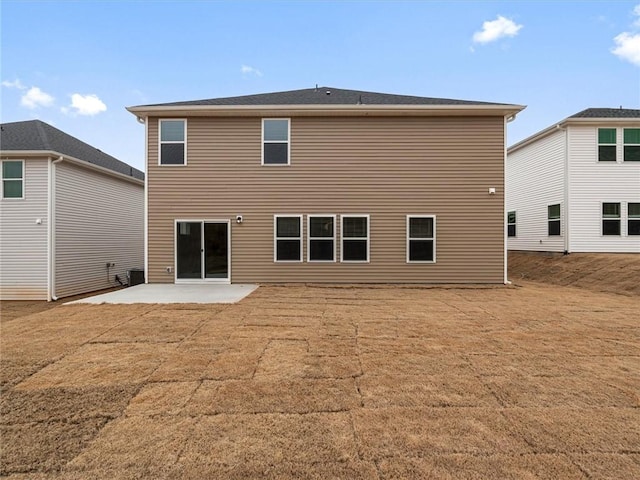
<box><xmin>262</xmin><ymin>118</ymin><xmax>291</xmax><ymax>166</ymax></box>
<box><xmin>601</xmin><ymin>201</ymin><xmax>621</xmax><ymax>236</ymax></box>
<box><xmin>159</xmin><ymin>119</ymin><xmax>187</xmax><ymax>166</ymax></box>
<box><xmin>597</xmin><ymin>127</ymin><xmax>617</xmax><ymax>163</ymax></box>
<box><xmin>1</xmin><ymin>159</ymin><xmax>25</xmax><ymax>200</ymax></box>
<box><xmin>406</xmin><ymin>215</ymin><xmax>436</xmax><ymax>264</ymax></box>
<box><xmin>340</xmin><ymin>214</ymin><xmax>370</xmax><ymax>263</ymax></box>
<box><xmin>507</xmin><ymin>210</ymin><xmax>516</xmax><ymax>238</ymax></box>
<box><xmin>623</xmin><ymin>128</ymin><xmax>640</xmax><ymax>163</ymax></box>
<box><xmin>307</xmin><ymin>214</ymin><xmax>336</xmax><ymax>262</ymax></box>
<box><xmin>274</xmin><ymin>214</ymin><xmax>303</xmax><ymax>262</ymax></box>
<box><xmin>547</xmin><ymin>204</ymin><xmax>561</xmax><ymax>237</ymax></box>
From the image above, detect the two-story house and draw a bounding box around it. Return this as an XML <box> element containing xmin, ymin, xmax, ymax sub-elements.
<box><xmin>1</xmin><ymin>120</ymin><xmax>144</xmax><ymax>300</ymax></box>
<box><xmin>127</xmin><ymin>87</ymin><xmax>523</xmax><ymax>285</ymax></box>
<box><xmin>507</xmin><ymin>108</ymin><xmax>640</xmax><ymax>253</ymax></box>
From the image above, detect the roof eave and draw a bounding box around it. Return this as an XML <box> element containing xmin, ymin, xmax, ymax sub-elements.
<box><xmin>508</xmin><ymin>116</ymin><xmax>640</xmax><ymax>154</ymax></box>
<box><xmin>127</xmin><ymin>103</ymin><xmax>525</xmax><ymax>119</ymax></box>
<box><xmin>0</xmin><ymin>150</ymin><xmax>144</xmax><ymax>185</ymax></box>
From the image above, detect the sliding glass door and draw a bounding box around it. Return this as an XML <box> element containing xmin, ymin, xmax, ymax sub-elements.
<box><xmin>176</xmin><ymin>220</ymin><xmax>229</xmax><ymax>282</ymax></box>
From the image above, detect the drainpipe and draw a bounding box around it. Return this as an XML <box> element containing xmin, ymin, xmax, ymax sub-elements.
<box><xmin>139</xmin><ymin>116</ymin><xmax>149</xmax><ymax>283</ymax></box>
<box><xmin>48</xmin><ymin>156</ymin><xmax>64</xmax><ymax>301</ymax></box>
<box><xmin>503</xmin><ymin>114</ymin><xmax>518</xmax><ymax>284</ymax></box>
<box><xmin>556</xmin><ymin>124</ymin><xmax>570</xmax><ymax>254</ymax></box>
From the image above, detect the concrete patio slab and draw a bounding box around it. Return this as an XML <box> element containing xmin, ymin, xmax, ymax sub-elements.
<box><xmin>65</xmin><ymin>284</ymin><xmax>258</xmax><ymax>304</ymax></box>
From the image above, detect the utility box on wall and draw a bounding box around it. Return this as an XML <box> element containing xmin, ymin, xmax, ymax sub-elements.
<box><xmin>128</xmin><ymin>268</ymin><xmax>145</xmax><ymax>286</ymax></box>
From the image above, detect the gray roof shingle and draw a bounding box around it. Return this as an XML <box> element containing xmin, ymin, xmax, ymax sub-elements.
<box><xmin>137</xmin><ymin>86</ymin><xmax>511</xmax><ymax>108</ymax></box>
<box><xmin>0</xmin><ymin>120</ymin><xmax>143</xmax><ymax>180</ymax></box>
<box><xmin>569</xmin><ymin>108</ymin><xmax>640</xmax><ymax>119</ymax></box>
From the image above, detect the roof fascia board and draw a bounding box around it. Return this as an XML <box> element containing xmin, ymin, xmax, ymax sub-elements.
<box><xmin>127</xmin><ymin>104</ymin><xmax>525</xmax><ymax>118</ymax></box>
<box><xmin>508</xmin><ymin>116</ymin><xmax>640</xmax><ymax>154</ymax></box>
<box><xmin>0</xmin><ymin>150</ymin><xmax>144</xmax><ymax>186</ymax></box>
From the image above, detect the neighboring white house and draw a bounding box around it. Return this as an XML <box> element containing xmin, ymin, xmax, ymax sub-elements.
<box><xmin>506</xmin><ymin>108</ymin><xmax>640</xmax><ymax>254</ymax></box>
<box><xmin>0</xmin><ymin>120</ymin><xmax>144</xmax><ymax>300</ymax></box>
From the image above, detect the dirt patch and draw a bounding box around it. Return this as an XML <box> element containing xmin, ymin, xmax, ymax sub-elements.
<box><xmin>508</xmin><ymin>251</ymin><xmax>640</xmax><ymax>296</ymax></box>
<box><xmin>0</xmin><ymin>284</ymin><xmax>638</xmax><ymax>478</ymax></box>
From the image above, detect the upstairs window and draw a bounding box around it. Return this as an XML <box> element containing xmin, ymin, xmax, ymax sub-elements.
<box><xmin>407</xmin><ymin>216</ymin><xmax>435</xmax><ymax>263</ymax></box>
<box><xmin>159</xmin><ymin>119</ymin><xmax>186</xmax><ymax>165</ymax></box>
<box><xmin>2</xmin><ymin>160</ymin><xmax>24</xmax><ymax>199</ymax></box>
<box><xmin>341</xmin><ymin>215</ymin><xmax>369</xmax><ymax>262</ymax></box>
<box><xmin>629</xmin><ymin>203</ymin><xmax>640</xmax><ymax>236</ymax></box>
<box><xmin>274</xmin><ymin>215</ymin><xmax>302</xmax><ymax>262</ymax></box>
<box><xmin>507</xmin><ymin>211</ymin><xmax>516</xmax><ymax>237</ymax></box>
<box><xmin>308</xmin><ymin>215</ymin><xmax>335</xmax><ymax>262</ymax></box>
<box><xmin>598</xmin><ymin>128</ymin><xmax>617</xmax><ymax>162</ymax></box>
<box><xmin>548</xmin><ymin>204</ymin><xmax>561</xmax><ymax>236</ymax></box>
<box><xmin>602</xmin><ymin>203</ymin><xmax>621</xmax><ymax>236</ymax></box>
<box><xmin>623</xmin><ymin>128</ymin><xmax>640</xmax><ymax>162</ymax></box>
<box><xmin>263</xmin><ymin>119</ymin><xmax>290</xmax><ymax>165</ymax></box>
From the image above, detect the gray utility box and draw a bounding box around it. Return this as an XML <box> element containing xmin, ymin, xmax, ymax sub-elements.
<box><xmin>128</xmin><ymin>268</ymin><xmax>145</xmax><ymax>286</ymax></box>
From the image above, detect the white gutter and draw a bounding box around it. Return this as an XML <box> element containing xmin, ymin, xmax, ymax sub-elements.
<box><xmin>509</xmin><ymin>117</ymin><xmax>640</xmax><ymax>155</ymax></box>
<box><xmin>0</xmin><ymin>150</ymin><xmax>144</xmax><ymax>186</ymax></box>
<box><xmin>559</xmin><ymin>124</ymin><xmax>570</xmax><ymax>254</ymax></box>
<box><xmin>142</xmin><ymin>116</ymin><xmax>149</xmax><ymax>283</ymax></box>
<box><xmin>48</xmin><ymin>156</ymin><xmax>64</xmax><ymax>301</ymax></box>
<box><xmin>127</xmin><ymin>103</ymin><xmax>525</xmax><ymax>118</ymax></box>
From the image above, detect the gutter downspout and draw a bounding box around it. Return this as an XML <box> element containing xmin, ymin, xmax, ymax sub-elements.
<box><xmin>556</xmin><ymin>124</ymin><xmax>570</xmax><ymax>254</ymax></box>
<box><xmin>48</xmin><ymin>156</ymin><xmax>64</xmax><ymax>301</ymax></box>
<box><xmin>138</xmin><ymin>116</ymin><xmax>149</xmax><ymax>284</ymax></box>
<box><xmin>504</xmin><ymin>113</ymin><xmax>518</xmax><ymax>284</ymax></box>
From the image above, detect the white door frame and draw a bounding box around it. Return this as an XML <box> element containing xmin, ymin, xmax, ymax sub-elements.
<box><xmin>174</xmin><ymin>219</ymin><xmax>231</xmax><ymax>284</ymax></box>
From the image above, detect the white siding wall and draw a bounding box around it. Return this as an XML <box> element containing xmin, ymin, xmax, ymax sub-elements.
<box><xmin>568</xmin><ymin>125</ymin><xmax>640</xmax><ymax>253</ymax></box>
<box><xmin>0</xmin><ymin>158</ymin><xmax>49</xmax><ymax>300</ymax></box>
<box><xmin>506</xmin><ymin>130</ymin><xmax>566</xmax><ymax>252</ymax></box>
<box><xmin>54</xmin><ymin>162</ymin><xmax>144</xmax><ymax>298</ymax></box>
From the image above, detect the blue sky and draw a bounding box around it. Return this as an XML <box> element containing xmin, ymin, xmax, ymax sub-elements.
<box><xmin>2</xmin><ymin>0</ymin><xmax>639</xmax><ymax>171</ymax></box>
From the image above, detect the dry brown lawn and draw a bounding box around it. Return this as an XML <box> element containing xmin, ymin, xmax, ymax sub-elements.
<box><xmin>1</xmin><ymin>281</ymin><xmax>639</xmax><ymax>479</ymax></box>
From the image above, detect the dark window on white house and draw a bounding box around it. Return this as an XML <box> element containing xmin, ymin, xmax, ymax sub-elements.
<box><xmin>274</xmin><ymin>215</ymin><xmax>302</xmax><ymax>261</ymax></box>
<box><xmin>308</xmin><ymin>215</ymin><xmax>335</xmax><ymax>261</ymax></box>
<box><xmin>548</xmin><ymin>204</ymin><xmax>561</xmax><ymax>236</ymax></box>
<box><xmin>507</xmin><ymin>211</ymin><xmax>516</xmax><ymax>237</ymax></box>
<box><xmin>341</xmin><ymin>215</ymin><xmax>369</xmax><ymax>262</ymax></box>
<box><xmin>602</xmin><ymin>203</ymin><xmax>621</xmax><ymax>236</ymax></box>
<box><xmin>598</xmin><ymin>128</ymin><xmax>616</xmax><ymax>162</ymax></box>
<box><xmin>159</xmin><ymin>120</ymin><xmax>186</xmax><ymax>165</ymax></box>
<box><xmin>263</xmin><ymin>119</ymin><xmax>290</xmax><ymax>165</ymax></box>
<box><xmin>624</xmin><ymin>128</ymin><xmax>640</xmax><ymax>162</ymax></box>
<box><xmin>407</xmin><ymin>216</ymin><xmax>435</xmax><ymax>262</ymax></box>
<box><xmin>629</xmin><ymin>203</ymin><xmax>640</xmax><ymax>235</ymax></box>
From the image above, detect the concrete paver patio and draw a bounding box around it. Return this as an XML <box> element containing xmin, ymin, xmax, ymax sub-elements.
<box><xmin>1</xmin><ymin>282</ymin><xmax>639</xmax><ymax>479</ymax></box>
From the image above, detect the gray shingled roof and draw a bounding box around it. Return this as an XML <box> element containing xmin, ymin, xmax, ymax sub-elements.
<box><xmin>138</xmin><ymin>86</ymin><xmax>510</xmax><ymax>108</ymax></box>
<box><xmin>0</xmin><ymin>120</ymin><xmax>144</xmax><ymax>180</ymax></box>
<box><xmin>570</xmin><ymin>108</ymin><xmax>640</xmax><ymax>119</ymax></box>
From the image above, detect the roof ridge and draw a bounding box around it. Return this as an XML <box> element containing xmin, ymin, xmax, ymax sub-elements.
<box><xmin>34</xmin><ymin>119</ymin><xmax>52</xmax><ymax>150</ymax></box>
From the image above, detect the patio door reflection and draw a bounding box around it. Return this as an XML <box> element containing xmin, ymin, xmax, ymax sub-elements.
<box><xmin>176</xmin><ymin>221</ymin><xmax>229</xmax><ymax>281</ymax></box>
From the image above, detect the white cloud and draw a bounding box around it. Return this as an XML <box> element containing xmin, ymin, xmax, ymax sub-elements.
<box><xmin>2</xmin><ymin>79</ymin><xmax>26</xmax><ymax>90</ymax></box>
<box><xmin>611</xmin><ymin>5</ymin><xmax>640</xmax><ymax>66</ymax></box>
<box><xmin>241</xmin><ymin>64</ymin><xmax>263</xmax><ymax>77</ymax></box>
<box><xmin>21</xmin><ymin>87</ymin><xmax>55</xmax><ymax>109</ymax></box>
<box><xmin>66</xmin><ymin>93</ymin><xmax>107</xmax><ymax>116</ymax></box>
<box><xmin>473</xmin><ymin>15</ymin><xmax>523</xmax><ymax>44</ymax></box>
<box><xmin>612</xmin><ymin>32</ymin><xmax>640</xmax><ymax>66</ymax></box>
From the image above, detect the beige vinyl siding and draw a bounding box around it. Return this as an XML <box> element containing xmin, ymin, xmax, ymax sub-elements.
<box><xmin>54</xmin><ymin>162</ymin><xmax>144</xmax><ymax>297</ymax></box>
<box><xmin>0</xmin><ymin>158</ymin><xmax>49</xmax><ymax>299</ymax></box>
<box><xmin>147</xmin><ymin>116</ymin><xmax>505</xmax><ymax>284</ymax></box>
